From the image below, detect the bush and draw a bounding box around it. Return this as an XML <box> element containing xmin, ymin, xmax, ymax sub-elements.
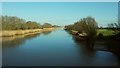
<box><xmin>1</xmin><ymin>16</ymin><xmax>53</xmax><ymax>30</ymax></box>
<box><xmin>42</xmin><ymin>23</ymin><xmax>52</xmax><ymax>28</ymax></box>
<box><xmin>65</xmin><ymin>16</ymin><xmax>98</xmax><ymax>37</ymax></box>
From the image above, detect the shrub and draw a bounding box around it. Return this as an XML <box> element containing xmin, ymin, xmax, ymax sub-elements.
<box><xmin>42</xmin><ymin>23</ymin><xmax>52</xmax><ymax>28</ymax></box>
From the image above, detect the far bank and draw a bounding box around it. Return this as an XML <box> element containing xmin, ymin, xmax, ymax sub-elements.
<box><xmin>0</xmin><ymin>27</ymin><xmax>60</xmax><ymax>37</ymax></box>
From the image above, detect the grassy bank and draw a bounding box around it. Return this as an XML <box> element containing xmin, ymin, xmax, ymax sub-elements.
<box><xmin>0</xmin><ymin>28</ymin><xmax>59</xmax><ymax>37</ymax></box>
<box><xmin>97</xmin><ymin>29</ymin><xmax>116</xmax><ymax>36</ymax></box>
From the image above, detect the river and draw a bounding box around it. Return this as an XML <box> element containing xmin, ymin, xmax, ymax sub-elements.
<box><xmin>2</xmin><ymin>28</ymin><xmax>120</xmax><ymax>66</ymax></box>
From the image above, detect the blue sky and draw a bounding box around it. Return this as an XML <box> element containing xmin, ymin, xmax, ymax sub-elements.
<box><xmin>1</xmin><ymin>0</ymin><xmax>119</xmax><ymax>2</ymax></box>
<box><xmin>2</xmin><ymin>2</ymin><xmax>118</xmax><ymax>27</ymax></box>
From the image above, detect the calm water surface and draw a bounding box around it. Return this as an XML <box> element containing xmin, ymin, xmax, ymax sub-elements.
<box><xmin>2</xmin><ymin>28</ymin><xmax>119</xmax><ymax>66</ymax></box>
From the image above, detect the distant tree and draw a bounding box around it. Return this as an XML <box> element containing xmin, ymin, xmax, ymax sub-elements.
<box><xmin>42</xmin><ymin>23</ymin><xmax>52</xmax><ymax>28</ymax></box>
<box><xmin>99</xmin><ymin>26</ymin><xmax>103</xmax><ymax>29</ymax></box>
<box><xmin>2</xmin><ymin>16</ymin><xmax>26</xmax><ymax>30</ymax></box>
<box><xmin>26</xmin><ymin>21</ymin><xmax>42</xmax><ymax>29</ymax></box>
<box><xmin>2</xmin><ymin>16</ymin><xmax>43</xmax><ymax>30</ymax></box>
<box><xmin>107</xmin><ymin>18</ymin><xmax>120</xmax><ymax>35</ymax></box>
<box><xmin>64</xmin><ymin>24</ymin><xmax>73</xmax><ymax>30</ymax></box>
<box><xmin>0</xmin><ymin>16</ymin><xmax>2</xmax><ymax>30</ymax></box>
<box><xmin>72</xmin><ymin>21</ymin><xmax>86</xmax><ymax>33</ymax></box>
<box><xmin>52</xmin><ymin>25</ymin><xmax>60</xmax><ymax>27</ymax></box>
<box><xmin>108</xmin><ymin>23</ymin><xmax>114</xmax><ymax>29</ymax></box>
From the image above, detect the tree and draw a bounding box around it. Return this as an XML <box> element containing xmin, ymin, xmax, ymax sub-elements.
<box><xmin>2</xmin><ymin>16</ymin><xmax>26</xmax><ymax>30</ymax></box>
<box><xmin>42</xmin><ymin>23</ymin><xmax>52</xmax><ymax>28</ymax></box>
<box><xmin>65</xmin><ymin>16</ymin><xmax>98</xmax><ymax>37</ymax></box>
<box><xmin>2</xmin><ymin>16</ymin><xmax>43</xmax><ymax>30</ymax></box>
<box><xmin>81</xmin><ymin>16</ymin><xmax>98</xmax><ymax>37</ymax></box>
<box><xmin>52</xmin><ymin>25</ymin><xmax>60</xmax><ymax>27</ymax></box>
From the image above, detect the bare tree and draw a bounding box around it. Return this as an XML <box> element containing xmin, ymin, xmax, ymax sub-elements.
<box><xmin>65</xmin><ymin>16</ymin><xmax>98</xmax><ymax>38</ymax></box>
<box><xmin>81</xmin><ymin>16</ymin><xmax>98</xmax><ymax>38</ymax></box>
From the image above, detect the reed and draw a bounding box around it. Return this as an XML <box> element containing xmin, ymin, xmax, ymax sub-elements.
<box><xmin>0</xmin><ymin>28</ymin><xmax>58</xmax><ymax>37</ymax></box>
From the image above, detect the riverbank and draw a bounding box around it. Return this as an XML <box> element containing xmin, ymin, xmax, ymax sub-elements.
<box><xmin>0</xmin><ymin>27</ymin><xmax>59</xmax><ymax>37</ymax></box>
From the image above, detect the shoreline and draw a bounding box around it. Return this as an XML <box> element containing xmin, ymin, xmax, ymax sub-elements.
<box><xmin>0</xmin><ymin>27</ymin><xmax>59</xmax><ymax>37</ymax></box>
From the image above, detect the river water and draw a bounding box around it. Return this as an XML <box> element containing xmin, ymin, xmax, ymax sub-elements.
<box><xmin>2</xmin><ymin>28</ymin><xmax>120</xmax><ymax>66</ymax></box>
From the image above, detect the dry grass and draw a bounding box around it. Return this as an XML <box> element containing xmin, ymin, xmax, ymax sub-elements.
<box><xmin>0</xmin><ymin>28</ymin><xmax>58</xmax><ymax>37</ymax></box>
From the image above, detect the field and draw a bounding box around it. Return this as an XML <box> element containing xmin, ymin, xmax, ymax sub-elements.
<box><xmin>97</xmin><ymin>29</ymin><xmax>116</xmax><ymax>36</ymax></box>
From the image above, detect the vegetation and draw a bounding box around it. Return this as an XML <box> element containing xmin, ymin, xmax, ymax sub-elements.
<box><xmin>97</xmin><ymin>29</ymin><xmax>115</xmax><ymax>36</ymax></box>
<box><xmin>65</xmin><ymin>16</ymin><xmax>98</xmax><ymax>38</ymax></box>
<box><xmin>1</xmin><ymin>16</ymin><xmax>60</xmax><ymax>30</ymax></box>
<box><xmin>52</xmin><ymin>25</ymin><xmax>61</xmax><ymax>27</ymax></box>
<box><xmin>65</xmin><ymin>16</ymin><xmax>120</xmax><ymax>38</ymax></box>
<box><xmin>0</xmin><ymin>16</ymin><xmax>60</xmax><ymax>37</ymax></box>
<box><xmin>65</xmin><ymin>16</ymin><xmax>120</xmax><ymax>56</ymax></box>
<box><xmin>26</xmin><ymin>21</ymin><xmax>42</xmax><ymax>29</ymax></box>
<box><xmin>2</xmin><ymin>16</ymin><xmax>26</xmax><ymax>30</ymax></box>
<box><xmin>42</xmin><ymin>23</ymin><xmax>52</xmax><ymax>28</ymax></box>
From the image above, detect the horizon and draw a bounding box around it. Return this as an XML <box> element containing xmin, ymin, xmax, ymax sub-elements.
<box><xmin>2</xmin><ymin>2</ymin><xmax>118</xmax><ymax>27</ymax></box>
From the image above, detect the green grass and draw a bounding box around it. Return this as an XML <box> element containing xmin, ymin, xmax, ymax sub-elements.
<box><xmin>97</xmin><ymin>29</ymin><xmax>115</xmax><ymax>36</ymax></box>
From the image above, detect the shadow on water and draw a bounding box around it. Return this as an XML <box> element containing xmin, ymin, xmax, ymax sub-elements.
<box><xmin>106</xmin><ymin>40</ymin><xmax>120</xmax><ymax>65</ymax></box>
<box><xmin>2</xmin><ymin>33</ymin><xmax>41</xmax><ymax>48</ymax></box>
<box><xmin>70</xmin><ymin>30</ymin><xmax>120</xmax><ymax>65</ymax></box>
<box><xmin>104</xmin><ymin>37</ymin><xmax>120</xmax><ymax>63</ymax></box>
<box><xmin>2</xmin><ymin>29</ymin><xmax>120</xmax><ymax>66</ymax></box>
<box><xmin>71</xmin><ymin>34</ymin><xmax>120</xmax><ymax>55</ymax></box>
<box><xmin>72</xmin><ymin>35</ymin><xmax>95</xmax><ymax>53</ymax></box>
<box><xmin>95</xmin><ymin>33</ymin><xmax>120</xmax><ymax>60</ymax></box>
<box><xmin>2</xmin><ymin>30</ymin><xmax>53</xmax><ymax>48</ymax></box>
<box><xmin>71</xmin><ymin>34</ymin><xmax>120</xmax><ymax>66</ymax></box>
<box><xmin>65</xmin><ymin>31</ymin><xmax>96</xmax><ymax>57</ymax></box>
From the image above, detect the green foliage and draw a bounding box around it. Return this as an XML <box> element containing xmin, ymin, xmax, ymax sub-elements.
<box><xmin>97</xmin><ymin>29</ymin><xmax>115</xmax><ymax>36</ymax></box>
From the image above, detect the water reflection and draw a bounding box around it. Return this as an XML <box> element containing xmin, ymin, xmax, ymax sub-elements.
<box><xmin>2</xmin><ymin>31</ymin><xmax>53</xmax><ymax>48</ymax></box>
<box><xmin>2</xmin><ymin>29</ymin><xmax>120</xmax><ymax>66</ymax></box>
<box><xmin>71</xmin><ymin>34</ymin><xmax>119</xmax><ymax>66</ymax></box>
<box><xmin>42</xmin><ymin>31</ymin><xmax>52</xmax><ymax>35</ymax></box>
<box><xmin>72</xmin><ymin>35</ymin><xmax>95</xmax><ymax>56</ymax></box>
<box><xmin>71</xmin><ymin>34</ymin><xmax>110</xmax><ymax>51</ymax></box>
<box><xmin>105</xmin><ymin>39</ymin><xmax>120</xmax><ymax>58</ymax></box>
<box><xmin>2</xmin><ymin>33</ymin><xmax>41</xmax><ymax>48</ymax></box>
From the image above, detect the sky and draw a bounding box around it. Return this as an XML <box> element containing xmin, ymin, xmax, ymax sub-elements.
<box><xmin>2</xmin><ymin>2</ymin><xmax>118</xmax><ymax>27</ymax></box>
<box><xmin>1</xmin><ymin>0</ymin><xmax>119</xmax><ymax>2</ymax></box>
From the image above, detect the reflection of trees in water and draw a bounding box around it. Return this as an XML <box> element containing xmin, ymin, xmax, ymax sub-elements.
<box><xmin>2</xmin><ymin>30</ymin><xmax>53</xmax><ymax>48</ymax></box>
<box><xmin>72</xmin><ymin>35</ymin><xmax>95</xmax><ymax>50</ymax></box>
<box><xmin>2</xmin><ymin>33</ymin><xmax>41</xmax><ymax>48</ymax></box>
<box><xmin>96</xmin><ymin>34</ymin><xmax>120</xmax><ymax>58</ymax></box>
<box><xmin>72</xmin><ymin>35</ymin><xmax>96</xmax><ymax>60</ymax></box>
<box><xmin>72</xmin><ymin>35</ymin><xmax>120</xmax><ymax>64</ymax></box>
<box><xmin>104</xmin><ymin>37</ymin><xmax>120</xmax><ymax>65</ymax></box>
<box><xmin>42</xmin><ymin>31</ymin><xmax>52</xmax><ymax>35</ymax></box>
<box><xmin>73</xmin><ymin>35</ymin><xmax>94</xmax><ymax>55</ymax></box>
<box><xmin>105</xmin><ymin>40</ymin><xmax>120</xmax><ymax>57</ymax></box>
<box><xmin>72</xmin><ymin>34</ymin><xmax>120</xmax><ymax>60</ymax></box>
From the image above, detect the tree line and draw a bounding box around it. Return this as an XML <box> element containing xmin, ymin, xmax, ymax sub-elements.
<box><xmin>1</xmin><ymin>16</ymin><xmax>60</xmax><ymax>30</ymax></box>
<box><xmin>65</xmin><ymin>16</ymin><xmax>98</xmax><ymax>38</ymax></box>
<box><xmin>65</xmin><ymin>16</ymin><xmax>120</xmax><ymax>37</ymax></box>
